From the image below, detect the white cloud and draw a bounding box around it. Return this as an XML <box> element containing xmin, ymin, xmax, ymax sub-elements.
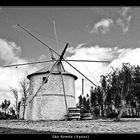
<box><xmin>0</xmin><ymin>38</ymin><xmax>21</xmax><ymax>64</ymax></box>
<box><xmin>90</xmin><ymin>18</ymin><xmax>114</xmax><ymax>34</ymax></box>
<box><xmin>116</xmin><ymin>7</ymin><xmax>132</xmax><ymax>34</ymax></box>
<box><xmin>0</xmin><ymin>65</ymin><xmax>38</xmax><ymax>105</ymax></box>
<box><xmin>0</xmin><ymin>38</ymin><xmax>39</xmax><ymax>104</ymax></box>
<box><xmin>110</xmin><ymin>48</ymin><xmax>140</xmax><ymax>68</ymax></box>
<box><xmin>119</xmin><ymin>7</ymin><xmax>131</xmax><ymax>17</ymax></box>
<box><xmin>88</xmin><ymin>7</ymin><xmax>132</xmax><ymax>35</ymax></box>
<box><xmin>64</xmin><ymin>44</ymin><xmax>140</xmax><ymax>103</ymax></box>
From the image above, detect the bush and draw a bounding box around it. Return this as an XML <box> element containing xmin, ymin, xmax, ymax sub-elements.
<box><xmin>0</xmin><ymin>111</ymin><xmax>17</xmax><ymax>120</ymax></box>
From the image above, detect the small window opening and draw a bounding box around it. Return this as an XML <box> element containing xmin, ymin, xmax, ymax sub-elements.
<box><xmin>43</xmin><ymin>77</ymin><xmax>48</xmax><ymax>83</ymax></box>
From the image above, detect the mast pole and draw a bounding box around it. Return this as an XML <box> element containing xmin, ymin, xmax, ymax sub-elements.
<box><xmin>82</xmin><ymin>78</ymin><xmax>84</xmax><ymax>95</ymax></box>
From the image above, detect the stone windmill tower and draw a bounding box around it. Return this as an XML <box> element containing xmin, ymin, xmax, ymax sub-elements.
<box><xmin>3</xmin><ymin>24</ymin><xmax>110</xmax><ymax>120</ymax></box>
<box><xmin>25</xmin><ymin>58</ymin><xmax>78</xmax><ymax>120</ymax></box>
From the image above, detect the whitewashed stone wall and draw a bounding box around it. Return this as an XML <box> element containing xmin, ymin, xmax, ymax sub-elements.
<box><xmin>25</xmin><ymin>73</ymin><xmax>77</xmax><ymax>120</ymax></box>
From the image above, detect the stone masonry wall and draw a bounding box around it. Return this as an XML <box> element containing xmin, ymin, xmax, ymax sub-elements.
<box><xmin>25</xmin><ymin>73</ymin><xmax>76</xmax><ymax>120</ymax></box>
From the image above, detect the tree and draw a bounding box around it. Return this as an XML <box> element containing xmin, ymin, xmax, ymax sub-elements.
<box><xmin>129</xmin><ymin>65</ymin><xmax>140</xmax><ymax>117</ymax></box>
<box><xmin>10</xmin><ymin>87</ymin><xmax>19</xmax><ymax>118</ymax></box>
<box><xmin>78</xmin><ymin>94</ymin><xmax>90</xmax><ymax>113</ymax></box>
<box><xmin>108</xmin><ymin>63</ymin><xmax>132</xmax><ymax>121</ymax></box>
<box><xmin>1</xmin><ymin>99</ymin><xmax>11</xmax><ymax>114</ymax></box>
<box><xmin>100</xmin><ymin>75</ymin><xmax>107</xmax><ymax>117</ymax></box>
<box><xmin>84</xmin><ymin>94</ymin><xmax>90</xmax><ymax>112</ymax></box>
<box><xmin>78</xmin><ymin>95</ymin><xmax>83</xmax><ymax>108</ymax></box>
<box><xmin>90</xmin><ymin>86</ymin><xmax>97</xmax><ymax>108</ymax></box>
<box><xmin>9</xmin><ymin>107</ymin><xmax>15</xmax><ymax>116</ymax></box>
<box><xmin>20</xmin><ymin>78</ymin><xmax>29</xmax><ymax>119</ymax></box>
<box><xmin>90</xmin><ymin>86</ymin><xmax>102</xmax><ymax>117</ymax></box>
<box><xmin>132</xmin><ymin>66</ymin><xmax>140</xmax><ymax>102</ymax></box>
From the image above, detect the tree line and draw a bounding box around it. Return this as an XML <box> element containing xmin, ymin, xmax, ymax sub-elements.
<box><xmin>77</xmin><ymin>63</ymin><xmax>140</xmax><ymax>121</ymax></box>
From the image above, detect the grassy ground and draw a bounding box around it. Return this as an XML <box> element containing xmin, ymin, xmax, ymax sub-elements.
<box><xmin>0</xmin><ymin>118</ymin><xmax>140</xmax><ymax>134</ymax></box>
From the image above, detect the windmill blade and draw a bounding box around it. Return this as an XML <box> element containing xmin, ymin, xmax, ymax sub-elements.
<box><xmin>29</xmin><ymin>60</ymin><xmax>59</xmax><ymax>103</ymax></box>
<box><xmin>53</xmin><ymin>20</ymin><xmax>59</xmax><ymax>54</ymax></box>
<box><xmin>59</xmin><ymin>63</ymin><xmax>68</xmax><ymax>113</ymax></box>
<box><xmin>2</xmin><ymin>60</ymin><xmax>54</xmax><ymax>68</ymax></box>
<box><xmin>65</xmin><ymin>60</ymin><xmax>98</xmax><ymax>87</ymax></box>
<box><xmin>66</xmin><ymin>60</ymin><xmax>110</xmax><ymax>63</ymax></box>
<box><xmin>58</xmin><ymin>43</ymin><xmax>69</xmax><ymax>64</ymax></box>
<box><xmin>16</xmin><ymin>24</ymin><xmax>59</xmax><ymax>56</ymax></box>
<box><xmin>2</xmin><ymin>59</ymin><xmax>110</xmax><ymax>68</ymax></box>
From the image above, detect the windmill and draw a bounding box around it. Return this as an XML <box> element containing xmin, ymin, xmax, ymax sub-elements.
<box><xmin>3</xmin><ymin>24</ymin><xmax>110</xmax><ymax>120</ymax></box>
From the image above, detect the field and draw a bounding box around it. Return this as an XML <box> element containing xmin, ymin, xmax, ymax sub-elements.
<box><xmin>0</xmin><ymin>118</ymin><xmax>140</xmax><ymax>134</ymax></box>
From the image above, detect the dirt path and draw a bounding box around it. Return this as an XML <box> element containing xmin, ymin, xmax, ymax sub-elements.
<box><xmin>0</xmin><ymin>118</ymin><xmax>140</xmax><ymax>134</ymax></box>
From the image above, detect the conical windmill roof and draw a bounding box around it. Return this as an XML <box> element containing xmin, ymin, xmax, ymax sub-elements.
<box><xmin>27</xmin><ymin>61</ymin><xmax>78</xmax><ymax>80</ymax></box>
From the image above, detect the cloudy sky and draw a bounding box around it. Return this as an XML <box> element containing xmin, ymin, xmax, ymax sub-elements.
<box><xmin>0</xmin><ymin>7</ymin><xmax>140</xmax><ymax>104</ymax></box>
